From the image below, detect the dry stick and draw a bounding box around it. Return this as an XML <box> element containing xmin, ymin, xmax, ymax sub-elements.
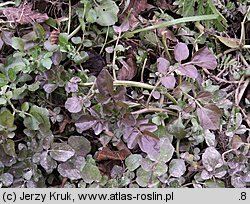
<box><xmin>235</xmin><ymin>76</ymin><xmax>246</xmax><ymax>106</ymax></box>
<box><xmin>238</xmin><ymin>106</ymin><xmax>250</xmax><ymax>128</ymax></box>
<box><xmin>131</xmin><ymin>107</ymin><xmax>177</xmax><ymax>116</ymax></box>
<box><xmin>202</xmin><ymin>68</ymin><xmax>242</xmax><ymax>84</ymax></box>
<box><xmin>0</xmin><ymin>1</ymin><xmax>15</xmax><ymax>7</ymax></box>
<box><xmin>235</xmin><ymin>53</ymin><xmax>250</xmax><ymax>105</ymax></box>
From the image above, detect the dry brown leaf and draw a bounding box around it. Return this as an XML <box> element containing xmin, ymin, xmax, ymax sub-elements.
<box><xmin>1</xmin><ymin>3</ymin><xmax>49</xmax><ymax>25</ymax></box>
<box><xmin>96</xmin><ymin>147</ymin><xmax>129</xmax><ymax>161</ymax></box>
<box><xmin>117</xmin><ymin>54</ymin><xmax>137</xmax><ymax>80</ymax></box>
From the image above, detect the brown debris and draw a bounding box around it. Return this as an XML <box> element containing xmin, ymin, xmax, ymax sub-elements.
<box><xmin>96</xmin><ymin>147</ymin><xmax>130</xmax><ymax>161</ymax></box>
<box><xmin>117</xmin><ymin>53</ymin><xmax>138</xmax><ymax>80</ymax></box>
<box><xmin>1</xmin><ymin>3</ymin><xmax>49</xmax><ymax>25</ymax></box>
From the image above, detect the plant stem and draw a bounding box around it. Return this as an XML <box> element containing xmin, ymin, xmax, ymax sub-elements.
<box><xmin>79</xmin><ymin>80</ymin><xmax>177</xmax><ymax>104</ymax></box>
<box><xmin>68</xmin><ymin>25</ymin><xmax>81</xmax><ymax>39</ymax></box>
<box><xmin>131</xmin><ymin>107</ymin><xmax>177</xmax><ymax>116</ymax></box>
<box><xmin>176</xmin><ymin>139</ymin><xmax>181</xmax><ymax>159</ymax></box>
<box><xmin>67</xmin><ymin>0</ymin><xmax>72</xmax><ymax>35</ymax></box>
<box><xmin>112</xmin><ymin>32</ymin><xmax>122</xmax><ymax>80</ymax></box>
<box><xmin>100</xmin><ymin>26</ymin><xmax>110</xmax><ymax>54</ymax></box>
<box><xmin>162</xmin><ymin>32</ymin><xmax>172</xmax><ymax>62</ymax></box>
<box><xmin>141</xmin><ymin>58</ymin><xmax>147</xmax><ymax>83</ymax></box>
<box><xmin>123</xmin><ymin>14</ymin><xmax>219</xmax><ymax>38</ymax></box>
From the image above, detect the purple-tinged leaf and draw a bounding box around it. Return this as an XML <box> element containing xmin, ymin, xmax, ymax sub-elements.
<box><xmin>123</xmin><ymin>127</ymin><xmax>140</xmax><ymax>149</ymax></box>
<box><xmin>49</xmin><ymin>143</ymin><xmax>75</xmax><ymax>162</ymax></box>
<box><xmin>169</xmin><ymin>159</ymin><xmax>186</xmax><ymax>177</ymax></box>
<box><xmin>96</xmin><ymin>69</ymin><xmax>114</xmax><ymax>95</ymax></box>
<box><xmin>43</xmin><ymin>84</ymin><xmax>57</xmax><ymax>93</ymax></box>
<box><xmin>152</xmin><ymin>91</ymin><xmax>161</xmax><ymax>99</ymax></box>
<box><xmin>174</xmin><ymin>42</ymin><xmax>189</xmax><ymax>62</ymax></box>
<box><xmin>197</xmin><ymin>104</ymin><xmax>221</xmax><ymax>130</ymax></box>
<box><xmin>139</xmin><ymin>123</ymin><xmax>158</xmax><ymax>132</ymax></box>
<box><xmin>196</xmin><ymin>91</ymin><xmax>213</xmax><ymax>103</ymax></box>
<box><xmin>58</xmin><ymin>156</ymin><xmax>85</xmax><ymax>180</ymax></box>
<box><xmin>178</xmin><ymin>64</ymin><xmax>198</xmax><ymax>79</ymax></box>
<box><xmin>40</xmin><ymin>151</ymin><xmax>57</xmax><ymax>174</ymax></box>
<box><xmin>52</xmin><ymin>51</ymin><xmax>62</xmax><ymax>65</ymax></box>
<box><xmin>202</xmin><ymin>147</ymin><xmax>223</xmax><ymax>171</ymax></box>
<box><xmin>75</xmin><ymin>115</ymin><xmax>98</xmax><ymax>133</ymax></box>
<box><xmin>157</xmin><ymin>57</ymin><xmax>170</xmax><ymax>74</ymax></box>
<box><xmin>138</xmin><ymin>130</ymin><xmax>160</xmax><ymax>156</ymax></box>
<box><xmin>65</xmin><ymin>77</ymin><xmax>81</xmax><ymax>93</ymax></box>
<box><xmin>191</xmin><ymin>47</ymin><xmax>217</xmax><ymax>70</ymax></box>
<box><xmin>113</xmin><ymin>20</ymin><xmax>130</xmax><ymax>33</ymax></box>
<box><xmin>68</xmin><ymin>136</ymin><xmax>91</xmax><ymax>157</ymax></box>
<box><xmin>65</xmin><ymin>96</ymin><xmax>84</xmax><ymax>113</ymax></box>
<box><xmin>92</xmin><ymin>121</ymin><xmax>107</xmax><ymax>135</ymax></box>
<box><xmin>121</xmin><ymin>113</ymin><xmax>137</xmax><ymax>127</ymax></box>
<box><xmin>160</xmin><ymin>75</ymin><xmax>176</xmax><ymax>89</ymax></box>
<box><xmin>123</xmin><ymin>120</ymin><xmax>160</xmax><ymax>157</ymax></box>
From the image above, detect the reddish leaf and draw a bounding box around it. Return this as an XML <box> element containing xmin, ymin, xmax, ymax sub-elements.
<box><xmin>196</xmin><ymin>91</ymin><xmax>213</xmax><ymax>103</ymax></box>
<box><xmin>197</xmin><ymin>104</ymin><xmax>221</xmax><ymax>130</ymax></box>
<box><xmin>117</xmin><ymin>54</ymin><xmax>137</xmax><ymax>80</ymax></box>
<box><xmin>96</xmin><ymin>69</ymin><xmax>114</xmax><ymax>96</ymax></box>
<box><xmin>75</xmin><ymin>115</ymin><xmax>98</xmax><ymax>133</ymax></box>
<box><xmin>160</xmin><ymin>75</ymin><xmax>176</xmax><ymax>89</ymax></box>
<box><xmin>174</xmin><ymin>42</ymin><xmax>189</xmax><ymax>62</ymax></box>
<box><xmin>128</xmin><ymin>0</ymin><xmax>150</xmax><ymax>17</ymax></box>
<box><xmin>178</xmin><ymin>64</ymin><xmax>198</xmax><ymax>79</ymax></box>
<box><xmin>96</xmin><ymin>147</ymin><xmax>129</xmax><ymax>161</ymax></box>
<box><xmin>157</xmin><ymin>57</ymin><xmax>170</xmax><ymax>74</ymax></box>
<box><xmin>191</xmin><ymin>47</ymin><xmax>217</xmax><ymax>70</ymax></box>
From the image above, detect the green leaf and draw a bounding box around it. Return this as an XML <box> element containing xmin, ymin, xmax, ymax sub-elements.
<box><xmin>50</xmin><ymin>143</ymin><xmax>75</xmax><ymax>162</ymax></box>
<box><xmin>23</xmin><ymin>115</ymin><xmax>40</xmax><ymax>130</ymax></box>
<box><xmin>41</xmin><ymin>58</ymin><xmax>52</xmax><ymax>69</ymax></box>
<box><xmin>148</xmin><ymin>138</ymin><xmax>174</xmax><ymax>163</ymax></box>
<box><xmin>125</xmin><ymin>154</ymin><xmax>142</xmax><ymax>171</ymax></box>
<box><xmin>202</xmin><ymin>147</ymin><xmax>223</xmax><ymax>171</ymax></box>
<box><xmin>80</xmin><ymin>158</ymin><xmax>102</xmax><ymax>184</ymax></box>
<box><xmin>68</xmin><ymin>136</ymin><xmax>91</xmax><ymax>157</ymax></box>
<box><xmin>86</xmin><ymin>8</ymin><xmax>97</xmax><ymax>23</ymax></box>
<box><xmin>24</xmin><ymin>105</ymin><xmax>51</xmax><ymax>130</ymax></box>
<box><xmin>0</xmin><ymin>173</ymin><xmax>13</xmax><ymax>187</ymax></box>
<box><xmin>153</xmin><ymin>162</ymin><xmax>168</xmax><ymax>177</ymax></box>
<box><xmin>21</xmin><ymin>102</ymin><xmax>29</xmax><ymax>112</ymax></box>
<box><xmin>7</xmin><ymin>68</ymin><xmax>17</xmax><ymax>82</ymax></box>
<box><xmin>11</xmin><ymin>37</ymin><xmax>24</xmax><ymax>51</ymax></box>
<box><xmin>95</xmin><ymin>0</ymin><xmax>119</xmax><ymax>26</ymax></box>
<box><xmin>169</xmin><ymin>159</ymin><xmax>186</xmax><ymax>178</ymax></box>
<box><xmin>0</xmin><ymin>110</ymin><xmax>15</xmax><ymax>129</ymax></box>
<box><xmin>168</xmin><ymin>117</ymin><xmax>187</xmax><ymax>139</ymax></box>
<box><xmin>28</xmin><ymin>81</ymin><xmax>40</xmax><ymax>92</ymax></box>
<box><xmin>3</xmin><ymin>139</ymin><xmax>16</xmax><ymax>157</ymax></box>
<box><xmin>0</xmin><ymin>98</ymin><xmax>7</xmax><ymax>105</ymax></box>
<box><xmin>33</xmin><ymin>23</ymin><xmax>46</xmax><ymax>40</ymax></box>
<box><xmin>0</xmin><ymin>74</ymin><xmax>9</xmax><ymax>87</ymax></box>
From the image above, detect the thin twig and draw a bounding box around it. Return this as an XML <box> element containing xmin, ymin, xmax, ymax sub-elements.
<box><xmin>203</xmin><ymin>68</ymin><xmax>242</xmax><ymax>84</ymax></box>
<box><xmin>131</xmin><ymin>107</ymin><xmax>177</xmax><ymax>116</ymax></box>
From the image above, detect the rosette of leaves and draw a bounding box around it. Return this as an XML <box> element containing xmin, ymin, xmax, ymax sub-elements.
<box><xmin>74</xmin><ymin>69</ymin><xmax>131</xmax><ymax>135</ymax></box>
<box><xmin>157</xmin><ymin>43</ymin><xmax>221</xmax><ymax>130</ymax></box>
